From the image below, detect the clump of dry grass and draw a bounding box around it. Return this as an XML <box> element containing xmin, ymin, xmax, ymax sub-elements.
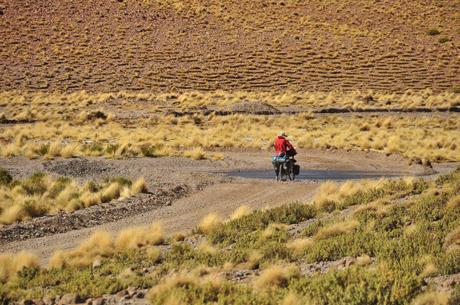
<box><xmin>230</xmin><ymin>205</ymin><xmax>252</xmax><ymax>220</ymax></box>
<box><xmin>115</xmin><ymin>223</ymin><xmax>164</xmax><ymax>250</ymax></box>
<box><xmin>100</xmin><ymin>182</ymin><xmax>121</xmax><ymax>203</ymax></box>
<box><xmin>197</xmin><ymin>241</ymin><xmax>217</xmax><ymax>255</ymax></box>
<box><xmin>49</xmin><ymin>230</ymin><xmax>113</xmax><ymax>268</ymax></box>
<box><xmin>183</xmin><ymin>147</ymin><xmax>206</xmax><ymax>160</ymax></box>
<box><xmin>356</xmin><ymin>254</ymin><xmax>373</xmax><ymax>266</ymax></box>
<box><xmin>132</xmin><ymin>177</ymin><xmax>148</xmax><ymax>194</ymax></box>
<box><xmin>197</xmin><ymin>213</ymin><xmax>222</xmax><ymax>235</ymax></box>
<box><xmin>444</xmin><ymin>226</ymin><xmax>460</xmax><ymax>253</ymax></box>
<box><xmin>254</xmin><ymin>265</ymin><xmax>298</xmax><ymax>291</ymax></box>
<box><xmin>286</xmin><ymin>238</ymin><xmax>314</xmax><ymax>255</ymax></box>
<box><xmin>410</xmin><ymin>291</ymin><xmax>450</xmax><ymax>305</ymax></box>
<box><xmin>261</xmin><ymin>223</ymin><xmax>288</xmax><ymax>239</ymax></box>
<box><xmin>314</xmin><ymin>219</ymin><xmax>359</xmax><ymax>240</ymax></box>
<box><xmin>0</xmin><ymin>251</ymin><xmax>39</xmax><ymax>283</ymax></box>
<box><xmin>313</xmin><ymin>180</ymin><xmax>382</xmax><ymax>211</ymax></box>
<box><xmin>148</xmin><ymin>272</ymin><xmax>200</xmax><ymax>301</ymax></box>
<box><xmin>446</xmin><ymin>194</ymin><xmax>460</xmax><ymax>209</ymax></box>
<box><xmin>240</xmin><ymin>251</ymin><xmax>262</xmax><ymax>270</ymax></box>
<box><xmin>281</xmin><ymin>292</ymin><xmax>305</xmax><ymax>305</ymax></box>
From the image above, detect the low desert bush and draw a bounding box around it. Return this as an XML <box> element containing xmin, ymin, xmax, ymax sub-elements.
<box><xmin>427</xmin><ymin>28</ymin><xmax>441</xmax><ymax>36</ymax></box>
<box><xmin>0</xmin><ymin>167</ymin><xmax>12</xmax><ymax>186</ymax></box>
<box><xmin>2</xmin><ymin>171</ymin><xmax>460</xmax><ymax>304</ymax></box>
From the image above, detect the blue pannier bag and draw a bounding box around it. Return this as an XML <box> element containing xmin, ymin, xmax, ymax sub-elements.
<box><xmin>272</xmin><ymin>155</ymin><xmax>287</xmax><ymax>164</ymax></box>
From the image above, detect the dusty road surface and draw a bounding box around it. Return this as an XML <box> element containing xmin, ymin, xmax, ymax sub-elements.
<box><xmin>1</xmin><ymin>148</ymin><xmax>452</xmax><ymax>264</ymax></box>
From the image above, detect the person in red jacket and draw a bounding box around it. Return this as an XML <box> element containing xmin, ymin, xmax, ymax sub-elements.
<box><xmin>274</xmin><ymin>131</ymin><xmax>295</xmax><ymax>157</ymax></box>
<box><xmin>272</xmin><ymin>131</ymin><xmax>297</xmax><ymax>180</ymax></box>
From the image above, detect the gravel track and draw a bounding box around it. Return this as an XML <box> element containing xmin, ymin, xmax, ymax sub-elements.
<box><xmin>0</xmin><ymin>148</ymin><xmax>450</xmax><ymax>264</ymax></box>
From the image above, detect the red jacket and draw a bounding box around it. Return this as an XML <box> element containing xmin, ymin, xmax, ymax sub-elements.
<box><xmin>274</xmin><ymin>136</ymin><xmax>293</xmax><ymax>156</ymax></box>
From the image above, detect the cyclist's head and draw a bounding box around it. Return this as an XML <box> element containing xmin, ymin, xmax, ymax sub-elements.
<box><xmin>279</xmin><ymin>131</ymin><xmax>287</xmax><ymax>137</ymax></box>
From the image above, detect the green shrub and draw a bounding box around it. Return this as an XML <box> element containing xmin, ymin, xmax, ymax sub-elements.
<box><xmin>439</xmin><ymin>37</ymin><xmax>450</xmax><ymax>43</ymax></box>
<box><xmin>427</xmin><ymin>29</ymin><xmax>441</xmax><ymax>36</ymax></box>
<box><xmin>0</xmin><ymin>167</ymin><xmax>12</xmax><ymax>186</ymax></box>
<box><xmin>21</xmin><ymin>172</ymin><xmax>47</xmax><ymax>195</ymax></box>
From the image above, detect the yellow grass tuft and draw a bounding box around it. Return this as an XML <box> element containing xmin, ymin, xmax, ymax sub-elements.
<box><xmin>60</xmin><ymin>143</ymin><xmax>80</xmax><ymax>158</ymax></box>
<box><xmin>410</xmin><ymin>291</ymin><xmax>450</xmax><ymax>305</ymax></box>
<box><xmin>49</xmin><ymin>230</ymin><xmax>113</xmax><ymax>268</ymax></box>
<box><xmin>421</xmin><ymin>262</ymin><xmax>438</xmax><ymax>278</ymax></box>
<box><xmin>0</xmin><ymin>205</ymin><xmax>27</xmax><ymax>224</ymax></box>
<box><xmin>101</xmin><ymin>182</ymin><xmax>121</xmax><ymax>203</ymax></box>
<box><xmin>356</xmin><ymin>254</ymin><xmax>373</xmax><ymax>266</ymax></box>
<box><xmin>444</xmin><ymin>226</ymin><xmax>460</xmax><ymax>251</ymax></box>
<box><xmin>446</xmin><ymin>194</ymin><xmax>460</xmax><ymax>209</ymax></box>
<box><xmin>287</xmin><ymin>238</ymin><xmax>314</xmax><ymax>255</ymax></box>
<box><xmin>313</xmin><ymin>180</ymin><xmax>378</xmax><ymax>211</ymax></box>
<box><xmin>230</xmin><ymin>205</ymin><xmax>252</xmax><ymax>220</ymax></box>
<box><xmin>80</xmin><ymin>191</ymin><xmax>101</xmax><ymax>207</ymax></box>
<box><xmin>146</xmin><ymin>247</ymin><xmax>161</xmax><ymax>263</ymax></box>
<box><xmin>254</xmin><ymin>265</ymin><xmax>298</xmax><ymax>291</ymax></box>
<box><xmin>184</xmin><ymin>147</ymin><xmax>206</xmax><ymax>160</ymax></box>
<box><xmin>148</xmin><ymin>272</ymin><xmax>199</xmax><ymax>301</ymax></box>
<box><xmin>115</xmin><ymin>222</ymin><xmax>164</xmax><ymax>250</ymax></box>
<box><xmin>132</xmin><ymin>177</ymin><xmax>147</xmax><ymax>194</ymax></box>
<box><xmin>197</xmin><ymin>241</ymin><xmax>217</xmax><ymax>255</ymax></box>
<box><xmin>314</xmin><ymin>219</ymin><xmax>359</xmax><ymax>240</ymax></box>
<box><xmin>198</xmin><ymin>213</ymin><xmax>222</xmax><ymax>235</ymax></box>
<box><xmin>240</xmin><ymin>251</ymin><xmax>262</xmax><ymax>270</ymax></box>
<box><xmin>282</xmin><ymin>292</ymin><xmax>305</xmax><ymax>305</ymax></box>
<box><xmin>47</xmin><ymin>142</ymin><xmax>62</xmax><ymax>158</ymax></box>
<box><xmin>261</xmin><ymin>223</ymin><xmax>288</xmax><ymax>239</ymax></box>
<box><xmin>0</xmin><ymin>251</ymin><xmax>39</xmax><ymax>283</ymax></box>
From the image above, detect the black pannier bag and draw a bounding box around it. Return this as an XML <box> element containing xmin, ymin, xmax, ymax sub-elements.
<box><xmin>293</xmin><ymin>164</ymin><xmax>300</xmax><ymax>175</ymax></box>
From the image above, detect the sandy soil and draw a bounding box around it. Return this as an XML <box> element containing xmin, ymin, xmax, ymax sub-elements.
<box><xmin>0</xmin><ymin>148</ymin><xmax>453</xmax><ymax>264</ymax></box>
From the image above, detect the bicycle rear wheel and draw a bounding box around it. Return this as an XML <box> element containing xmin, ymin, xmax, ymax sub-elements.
<box><xmin>287</xmin><ymin>161</ymin><xmax>295</xmax><ymax>181</ymax></box>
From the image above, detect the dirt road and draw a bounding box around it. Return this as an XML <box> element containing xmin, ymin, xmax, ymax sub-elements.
<box><xmin>1</xmin><ymin>148</ymin><xmax>447</xmax><ymax>264</ymax></box>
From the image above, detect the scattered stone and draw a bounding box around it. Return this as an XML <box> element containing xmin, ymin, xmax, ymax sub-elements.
<box><xmin>58</xmin><ymin>293</ymin><xmax>80</xmax><ymax>305</ymax></box>
<box><xmin>43</xmin><ymin>158</ymin><xmax>113</xmax><ymax>177</ymax></box>
<box><xmin>92</xmin><ymin>258</ymin><xmax>102</xmax><ymax>269</ymax></box>
<box><xmin>409</xmin><ymin>156</ymin><xmax>423</xmax><ymax>166</ymax></box>
<box><xmin>227</xmin><ymin>101</ymin><xmax>281</xmax><ymax>115</ymax></box>
<box><xmin>425</xmin><ymin>273</ymin><xmax>460</xmax><ymax>292</ymax></box>
<box><xmin>300</xmin><ymin>256</ymin><xmax>359</xmax><ymax>276</ymax></box>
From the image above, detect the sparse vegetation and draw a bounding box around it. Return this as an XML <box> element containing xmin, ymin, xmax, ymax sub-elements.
<box><xmin>0</xmin><ymin>92</ymin><xmax>459</xmax><ymax>162</ymax></box>
<box><xmin>0</xmin><ymin>170</ymin><xmax>147</xmax><ymax>224</ymax></box>
<box><xmin>1</xmin><ymin>169</ymin><xmax>459</xmax><ymax>303</ymax></box>
<box><xmin>1</xmin><ymin>0</ymin><xmax>459</xmax><ymax>303</ymax></box>
<box><xmin>428</xmin><ymin>28</ymin><xmax>441</xmax><ymax>36</ymax></box>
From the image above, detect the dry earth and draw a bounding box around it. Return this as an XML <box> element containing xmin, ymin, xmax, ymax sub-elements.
<box><xmin>1</xmin><ymin>148</ymin><xmax>451</xmax><ymax>264</ymax></box>
<box><xmin>0</xmin><ymin>0</ymin><xmax>458</xmax><ymax>92</ymax></box>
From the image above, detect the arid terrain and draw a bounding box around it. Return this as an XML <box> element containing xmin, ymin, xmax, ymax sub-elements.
<box><xmin>0</xmin><ymin>149</ymin><xmax>443</xmax><ymax>263</ymax></box>
<box><xmin>0</xmin><ymin>0</ymin><xmax>459</xmax><ymax>92</ymax></box>
<box><xmin>0</xmin><ymin>0</ymin><xmax>459</xmax><ymax>304</ymax></box>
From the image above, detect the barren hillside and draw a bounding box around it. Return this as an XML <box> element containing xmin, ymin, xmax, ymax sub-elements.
<box><xmin>0</xmin><ymin>0</ymin><xmax>459</xmax><ymax>93</ymax></box>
